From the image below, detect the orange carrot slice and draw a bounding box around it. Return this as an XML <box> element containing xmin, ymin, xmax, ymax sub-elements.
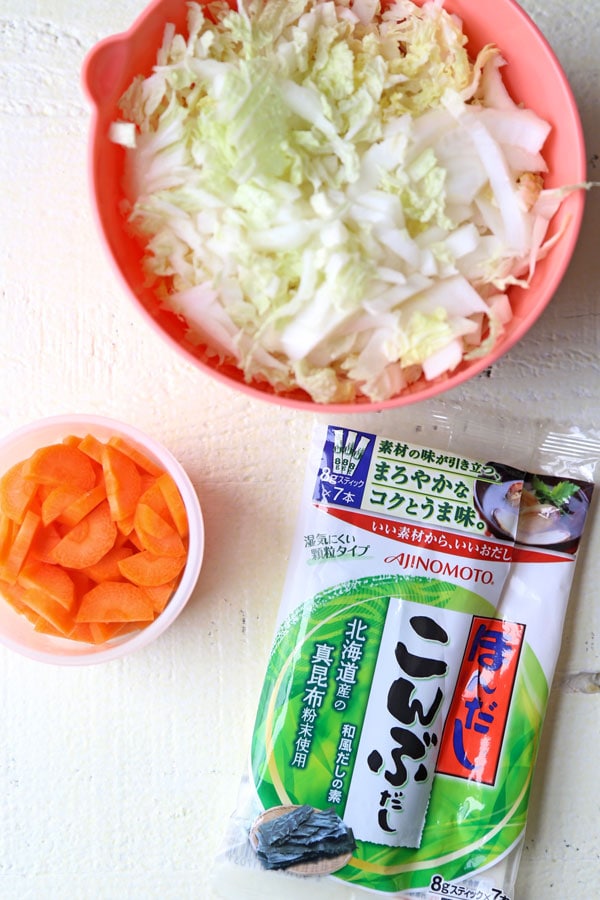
<box><xmin>142</xmin><ymin>580</ymin><xmax>177</xmax><ymax>615</ymax></box>
<box><xmin>114</xmin><ymin>620</ymin><xmax>150</xmax><ymax>635</ymax></box>
<box><xmin>77</xmin><ymin>433</ymin><xmax>106</xmax><ymax>464</ymax></box>
<box><xmin>35</xmin><ymin>483</ymin><xmax>54</xmax><ymax>504</ymax></box>
<box><xmin>33</xmin><ymin>618</ymin><xmax>63</xmax><ymax>636</ymax></box>
<box><xmin>0</xmin><ymin>461</ymin><xmax>39</xmax><ymax>523</ymax></box>
<box><xmin>67</xmin><ymin>569</ymin><xmax>95</xmax><ymax>600</ymax></box>
<box><xmin>0</xmin><ymin>580</ymin><xmax>29</xmax><ymax>615</ymax></box>
<box><xmin>87</xmin><ymin>620</ymin><xmax>148</xmax><ymax>643</ymax></box>
<box><xmin>102</xmin><ymin>444</ymin><xmax>142</xmax><ymax>523</ymax></box>
<box><xmin>134</xmin><ymin>502</ymin><xmax>186</xmax><ymax>558</ymax></box>
<box><xmin>33</xmin><ymin>618</ymin><xmax>95</xmax><ymax>643</ymax></box>
<box><xmin>29</xmin><ymin>522</ymin><xmax>62</xmax><ymax>564</ymax></box>
<box><xmin>0</xmin><ymin>514</ymin><xmax>16</xmax><ymax>565</ymax></box>
<box><xmin>108</xmin><ymin>435</ymin><xmax>163</xmax><ymax>476</ymax></box>
<box><xmin>18</xmin><ymin>559</ymin><xmax>75</xmax><ymax>611</ymax></box>
<box><xmin>1</xmin><ymin>509</ymin><xmax>41</xmax><ymax>583</ymax></box>
<box><xmin>58</xmin><ymin>482</ymin><xmax>107</xmax><ymax>528</ymax></box>
<box><xmin>115</xmin><ymin>514</ymin><xmax>136</xmax><ymax>537</ymax></box>
<box><xmin>23</xmin><ymin>444</ymin><xmax>96</xmax><ymax>492</ymax></box>
<box><xmin>117</xmin><ymin>549</ymin><xmax>186</xmax><ymax>587</ymax></box>
<box><xmin>76</xmin><ymin>581</ymin><xmax>154</xmax><ymax>622</ymax></box>
<box><xmin>72</xmin><ymin>623</ymin><xmax>98</xmax><ymax>642</ymax></box>
<box><xmin>139</xmin><ymin>471</ymin><xmax>158</xmax><ymax>492</ymax></box>
<box><xmin>126</xmin><ymin>527</ymin><xmax>144</xmax><ymax>552</ymax></box>
<box><xmin>138</xmin><ymin>478</ymin><xmax>172</xmax><ymax>522</ymax></box>
<box><xmin>88</xmin><ymin>621</ymin><xmax>128</xmax><ymax>643</ymax></box>
<box><xmin>41</xmin><ymin>485</ymin><xmax>81</xmax><ymax>526</ymax></box>
<box><xmin>21</xmin><ymin>587</ymin><xmax>75</xmax><ymax>636</ymax></box>
<box><xmin>50</xmin><ymin>501</ymin><xmax>117</xmax><ymax>570</ymax></box>
<box><xmin>156</xmin><ymin>472</ymin><xmax>189</xmax><ymax>538</ymax></box>
<box><xmin>81</xmin><ymin>544</ymin><xmax>134</xmax><ymax>583</ymax></box>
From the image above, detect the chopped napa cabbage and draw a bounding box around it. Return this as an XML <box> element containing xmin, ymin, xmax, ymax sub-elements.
<box><xmin>113</xmin><ymin>0</ymin><xmax>580</xmax><ymax>403</ymax></box>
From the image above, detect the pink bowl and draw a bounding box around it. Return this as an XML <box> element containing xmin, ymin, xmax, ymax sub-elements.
<box><xmin>82</xmin><ymin>0</ymin><xmax>586</xmax><ymax>413</ymax></box>
<box><xmin>0</xmin><ymin>415</ymin><xmax>204</xmax><ymax>666</ymax></box>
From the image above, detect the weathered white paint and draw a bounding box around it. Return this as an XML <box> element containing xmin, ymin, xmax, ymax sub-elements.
<box><xmin>0</xmin><ymin>2</ymin><xmax>598</xmax><ymax>897</ymax></box>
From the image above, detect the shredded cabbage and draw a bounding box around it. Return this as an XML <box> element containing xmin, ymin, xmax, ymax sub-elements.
<box><xmin>114</xmin><ymin>0</ymin><xmax>576</xmax><ymax>403</ymax></box>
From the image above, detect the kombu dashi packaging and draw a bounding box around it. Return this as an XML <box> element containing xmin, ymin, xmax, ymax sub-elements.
<box><xmin>215</xmin><ymin>411</ymin><xmax>598</xmax><ymax>900</ymax></box>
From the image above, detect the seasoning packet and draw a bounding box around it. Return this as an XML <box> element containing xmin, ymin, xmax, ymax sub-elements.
<box><xmin>214</xmin><ymin>409</ymin><xmax>598</xmax><ymax>900</ymax></box>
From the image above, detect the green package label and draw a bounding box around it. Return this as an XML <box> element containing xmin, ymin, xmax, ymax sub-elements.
<box><xmin>250</xmin><ymin>573</ymin><xmax>547</xmax><ymax>893</ymax></box>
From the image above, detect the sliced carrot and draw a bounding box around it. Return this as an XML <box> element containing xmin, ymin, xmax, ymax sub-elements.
<box><xmin>11</xmin><ymin>598</ymin><xmax>43</xmax><ymax>626</ymax></box>
<box><xmin>88</xmin><ymin>620</ymin><xmax>148</xmax><ymax>642</ymax></box>
<box><xmin>0</xmin><ymin>514</ymin><xmax>16</xmax><ymax>565</ymax></box>
<box><xmin>112</xmin><ymin>620</ymin><xmax>150</xmax><ymax>637</ymax></box>
<box><xmin>21</xmin><ymin>587</ymin><xmax>75</xmax><ymax>636</ymax></box>
<box><xmin>67</xmin><ymin>569</ymin><xmax>95</xmax><ymax>600</ymax></box>
<box><xmin>138</xmin><ymin>478</ymin><xmax>172</xmax><ymax>522</ymax></box>
<box><xmin>0</xmin><ymin>461</ymin><xmax>39</xmax><ymax>523</ymax></box>
<box><xmin>102</xmin><ymin>444</ymin><xmax>142</xmax><ymax>523</ymax></box>
<box><xmin>134</xmin><ymin>502</ymin><xmax>186</xmax><ymax>558</ymax></box>
<box><xmin>58</xmin><ymin>482</ymin><xmax>107</xmax><ymax>528</ymax></box>
<box><xmin>116</xmin><ymin>514</ymin><xmax>136</xmax><ymax>537</ymax></box>
<box><xmin>81</xmin><ymin>544</ymin><xmax>134</xmax><ymax>583</ymax></box>
<box><xmin>23</xmin><ymin>444</ymin><xmax>96</xmax><ymax>492</ymax></box>
<box><xmin>76</xmin><ymin>581</ymin><xmax>154</xmax><ymax>623</ymax></box>
<box><xmin>35</xmin><ymin>482</ymin><xmax>54</xmax><ymax>504</ymax></box>
<box><xmin>77</xmin><ymin>433</ymin><xmax>106</xmax><ymax>464</ymax></box>
<box><xmin>139</xmin><ymin>471</ymin><xmax>158</xmax><ymax>492</ymax></box>
<box><xmin>50</xmin><ymin>501</ymin><xmax>117</xmax><ymax>570</ymax></box>
<box><xmin>112</xmin><ymin>527</ymin><xmax>132</xmax><ymax>550</ymax></box>
<box><xmin>70</xmin><ymin>623</ymin><xmax>99</xmax><ymax>642</ymax></box>
<box><xmin>126</xmin><ymin>527</ymin><xmax>144</xmax><ymax>551</ymax></box>
<box><xmin>29</xmin><ymin>522</ymin><xmax>62</xmax><ymax>564</ymax></box>
<box><xmin>41</xmin><ymin>485</ymin><xmax>81</xmax><ymax>526</ymax></box>
<box><xmin>33</xmin><ymin>618</ymin><xmax>94</xmax><ymax>643</ymax></box>
<box><xmin>0</xmin><ymin>580</ymin><xmax>29</xmax><ymax>615</ymax></box>
<box><xmin>88</xmin><ymin>621</ymin><xmax>128</xmax><ymax>643</ymax></box>
<box><xmin>117</xmin><ymin>549</ymin><xmax>186</xmax><ymax>587</ymax></box>
<box><xmin>1</xmin><ymin>509</ymin><xmax>41</xmax><ymax>583</ymax></box>
<box><xmin>156</xmin><ymin>472</ymin><xmax>189</xmax><ymax>538</ymax></box>
<box><xmin>33</xmin><ymin>618</ymin><xmax>64</xmax><ymax>637</ymax></box>
<box><xmin>18</xmin><ymin>560</ymin><xmax>75</xmax><ymax>610</ymax></box>
<box><xmin>0</xmin><ymin>433</ymin><xmax>191</xmax><ymax>645</ymax></box>
<box><xmin>108</xmin><ymin>435</ymin><xmax>163</xmax><ymax>476</ymax></box>
<box><xmin>142</xmin><ymin>580</ymin><xmax>177</xmax><ymax>614</ymax></box>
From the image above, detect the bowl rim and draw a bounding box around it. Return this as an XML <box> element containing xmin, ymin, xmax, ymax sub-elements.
<box><xmin>0</xmin><ymin>413</ymin><xmax>204</xmax><ymax>666</ymax></box>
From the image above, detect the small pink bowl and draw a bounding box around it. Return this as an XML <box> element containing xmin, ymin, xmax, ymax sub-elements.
<box><xmin>82</xmin><ymin>0</ymin><xmax>586</xmax><ymax>413</ymax></box>
<box><xmin>0</xmin><ymin>415</ymin><xmax>204</xmax><ymax>666</ymax></box>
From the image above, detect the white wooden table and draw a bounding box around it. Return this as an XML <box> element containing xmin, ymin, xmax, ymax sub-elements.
<box><xmin>1</xmin><ymin>1</ymin><xmax>598</xmax><ymax>897</ymax></box>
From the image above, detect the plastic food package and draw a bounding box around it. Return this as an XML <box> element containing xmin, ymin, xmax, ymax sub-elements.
<box><xmin>214</xmin><ymin>405</ymin><xmax>598</xmax><ymax>899</ymax></box>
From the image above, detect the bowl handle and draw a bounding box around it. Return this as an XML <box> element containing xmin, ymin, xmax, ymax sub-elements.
<box><xmin>81</xmin><ymin>36</ymin><xmax>130</xmax><ymax>107</ymax></box>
